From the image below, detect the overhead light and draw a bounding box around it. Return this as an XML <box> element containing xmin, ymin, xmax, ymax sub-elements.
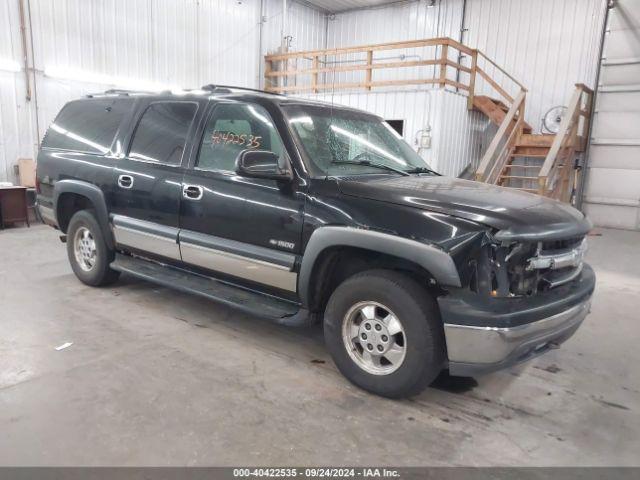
<box><xmin>0</xmin><ymin>59</ymin><xmax>21</xmax><ymax>73</ymax></box>
<box><xmin>44</xmin><ymin>66</ymin><xmax>180</xmax><ymax>92</ymax></box>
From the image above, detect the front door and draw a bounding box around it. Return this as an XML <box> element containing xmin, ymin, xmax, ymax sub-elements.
<box><xmin>179</xmin><ymin>101</ymin><xmax>305</xmax><ymax>295</ymax></box>
<box><xmin>110</xmin><ymin>100</ymin><xmax>201</xmax><ymax>261</ymax></box>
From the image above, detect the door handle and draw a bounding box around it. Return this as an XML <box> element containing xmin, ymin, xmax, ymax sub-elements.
<box><xmin>182</xmin><ymin>184</ymin><xmax>203</xmax><ymax>201</ymax></box>
<box><xmin>117</xmin><ymin>174</ymin><xmax>134</xmax><ymax>189</ymax></box>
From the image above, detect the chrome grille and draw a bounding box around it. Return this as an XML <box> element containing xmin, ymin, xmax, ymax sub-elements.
<box><xmin>527</xmin><ymin>238</ymin><xmax>587</xmax><ymax>289</ymax></box>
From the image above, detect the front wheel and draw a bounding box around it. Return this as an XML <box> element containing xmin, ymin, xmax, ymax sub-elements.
<box><xmin>66</xmin><ymin>210</ymin><xmax>120</xmax><ymax>287</ymax></box>
<box><xmin>323</xmin><ymin>269</ymin><xmax>445</xmax><ymax>398</ymax></box>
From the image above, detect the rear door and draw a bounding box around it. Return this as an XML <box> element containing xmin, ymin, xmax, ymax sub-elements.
<box><xmin>179</xmin><ymin>100</ymin><xmax>305</xmax><ymax>295</ymax></box>
<box><xmin>110</xmin><ymin>99</ymin><xmax>201</xmax><ymax>261</ymax></box>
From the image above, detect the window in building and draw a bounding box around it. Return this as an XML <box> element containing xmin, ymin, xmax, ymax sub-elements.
<box><xmin>385</xmin><ymin>119</ymin><xmax>404</xmax><ymax>136</ymax></box>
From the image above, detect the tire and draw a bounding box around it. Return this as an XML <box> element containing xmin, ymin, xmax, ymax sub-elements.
<box><xmin>323</xmin><ymin>269</ymin><xmax>445</xmax><ymax>398</ymax></box>
<box><xmin>66</xmin><ymin>209</ymin><xmax>120</xmax><ymax>287</ymax></box>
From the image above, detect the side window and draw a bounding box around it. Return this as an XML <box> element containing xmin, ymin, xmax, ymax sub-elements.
<box><xmin>197</xmin><ymin>103</ymin><xmax>285</xmax><ymax>172</ymax></box>
<box><xmin>129</xmin><ymin>102</ymin><xmax>198</xmax><ymax>165</ymax></box>
<box><xmin>42</xmin><ymin>98</ymin><xmax>131</xmax><ymax>154</ymax></box>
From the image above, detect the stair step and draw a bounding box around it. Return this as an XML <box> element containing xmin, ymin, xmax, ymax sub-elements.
<box><xmin>110</xmin><ymin>254</ymin><xmax>301</xmax><ymax>320</ymax></box>
<box><xmin>511</xmin><ymin>151</ymin><xmax>548</xmax><ymax>158</ymax></box>
<box><xmin>499</xmin><ymin>175</ymin><xmax>539</xmax><ymax>180</ymax></box>
<box><xmin>504</xmin><ymin>187</ymin><xmax>539</xmax><ymax>193</ymax></box>
<box><xmin>518</xmin><ymin>134</ymin><xmax>555</xmax><ymax>147</ymax></box>
<box><xmin>472</xmin><ymin>96</ymin><xmax>533</xmax><ymax>133</ymax></box>
<box><xmin>503</xmin><ymin>165</ymin><xmax>542</xmax><ymax>169</ymax></box>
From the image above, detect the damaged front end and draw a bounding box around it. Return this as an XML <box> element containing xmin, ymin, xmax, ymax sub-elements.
<box><xmin>470</xmin><ymin>234</ymin><xmax>588</xmax><ymax>298</ymax></box>
<box><xmin>439</xmin><ymin>224</ymin><xmax>595</xmax><ymax>377</ymax></box>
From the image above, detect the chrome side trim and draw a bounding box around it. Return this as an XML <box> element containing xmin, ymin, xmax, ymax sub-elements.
<box><xmin>111</xmin><ymin>215</ymin><xmax>181</xmax><ymax>261</ymax></box>
<box><xmin>180</xmin><ymin>241</ymin><xmax>297</xmax><ymax>292</ymax></box>
<box><xmin>444</xmin><ymin>300</ymin><xmax>591</xmax><ymax>365</ymax></box>
<box><xmin>179</xmin><ymin>230</ymin><xmax>296</xmax><ymax>269</ymax></box>
<box><xmin>38</xmin><ymin>205</ymin><xmax>57</xmax><ymax>226</ymax></box>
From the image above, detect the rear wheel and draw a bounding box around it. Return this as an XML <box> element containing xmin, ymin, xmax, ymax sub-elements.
<box><xmin>324</xmin><ymin>269</ymin><xmax>445</xmax><ymax>398</ymax></box>
<box><xmin>66</xmin><ymin>210</ymin><xmax>120</xmax><ymax>286</ymax></box>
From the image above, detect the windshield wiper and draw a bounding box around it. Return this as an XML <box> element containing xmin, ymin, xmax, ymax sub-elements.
<box><xmin>405</xmin><ymin>166</ymin><xmax>440</xmax><ymax>176</ymax></box>
<box><xmin>331</xmin><ymin>160</ymin><xmax>410</xmax><ymax>176</ymax></box>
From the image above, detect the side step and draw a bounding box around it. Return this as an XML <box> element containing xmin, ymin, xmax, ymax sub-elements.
<box><xmin>110</xmin><ymin>254</ymin><xmax>310</xmax><ymax>325</ymax></box>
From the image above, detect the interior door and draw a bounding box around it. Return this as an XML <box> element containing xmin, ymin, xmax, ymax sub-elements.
<box><xmin>110</xmin><ymin>100</ymin><xmax>200</xmax><ymax>261</ymax></box>
<box><xmin>179</xmin><ymin>101</ymin><xmax>305</xmax><ymax>294</ymax></box>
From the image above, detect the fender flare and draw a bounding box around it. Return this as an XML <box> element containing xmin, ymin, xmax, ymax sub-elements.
<box><xmin>297</xmin><ymin>226</ymin><xmax>461</xmax><ymax>307</ymax></box>
<box><xmin>53</xmin><ymin>179</ymin><xmax>114</xmax><ymax>249</ymax></box>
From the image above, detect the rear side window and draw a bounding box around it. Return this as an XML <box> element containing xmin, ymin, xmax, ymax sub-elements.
<box><xmin>128</xmin><ymin>102</ymin><xmax>198</xmax><ymax>165</ymax></box>
<box><xmin>42</xmin><ymin>98</ymin><xmax>131</xmax><ymax>154</ymax></box>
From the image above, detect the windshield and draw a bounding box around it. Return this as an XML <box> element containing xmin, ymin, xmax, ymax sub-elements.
<box><xmin>283</xmin><ymin>104</ymin><xmax>436</xmax><ymax>177</ymax></box>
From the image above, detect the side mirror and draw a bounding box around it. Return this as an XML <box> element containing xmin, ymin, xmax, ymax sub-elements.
<box><xmin>236</xmin><ymin>150</ymin><xmax>293</xmax><ymax>181</ymax></box>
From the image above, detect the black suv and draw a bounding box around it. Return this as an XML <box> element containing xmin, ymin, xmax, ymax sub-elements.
<box><xmin>36</xmin><ymin>86</ymin><xmax>595</xmax><ymax>398</ymax></box>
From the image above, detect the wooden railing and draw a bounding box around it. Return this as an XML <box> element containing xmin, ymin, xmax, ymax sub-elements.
<box><xmin>538</xmin><ymin>84</ymin><xmax>594</xmax><ymax>202</ymax></box>
<box><xmin>474</xmin><ymin>90</ymin><xmax>527</xmax><ymax>183</ymax></box>
<box><xmin>264</xmin><ymin>37</ymin><xmax>523</xmax><ymax>105</ymax></box>
<box><xmin>265</xmin><ymin>37</ymin><xmax>472</xmax><ymax>94</ymax></box>
<box><xmin>264</xmin><ymin>37</ymin><xmax>528</xmax><ymax>180</ymax></box>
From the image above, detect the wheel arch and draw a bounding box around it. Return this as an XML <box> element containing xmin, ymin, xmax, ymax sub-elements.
<box><xmin>54</xmin><ymin>180</ymin><xmax>114</xmax><ymax>249</ymax></box>
<box><xmin>298</xmin><ymin>226</ymin><xmax>461</xmax><ymax>311</ymax></box>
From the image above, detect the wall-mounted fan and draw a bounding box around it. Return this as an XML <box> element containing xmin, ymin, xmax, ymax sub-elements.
<box><xmin>542</xmin><ymin>106</ymin><xmax>568</xmax><ymax>134</ymax></box>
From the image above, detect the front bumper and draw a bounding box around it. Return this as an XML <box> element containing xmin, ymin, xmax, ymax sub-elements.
<box><xmin>439</xmin><ymin>263</ymin><xmax>595</xmax><ymax>376</ymax></box>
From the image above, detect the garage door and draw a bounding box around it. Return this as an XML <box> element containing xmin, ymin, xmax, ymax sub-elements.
<box><xmin>583</xmin><ymin>0</ymin><xmax>640</xmax><ymax>230</ymax></box>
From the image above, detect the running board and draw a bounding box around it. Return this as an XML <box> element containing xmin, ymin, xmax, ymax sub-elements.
<box><xmin>110</xmin><ymin>254</ymin><xmax>310</xmax><ymax>325</ymax></box>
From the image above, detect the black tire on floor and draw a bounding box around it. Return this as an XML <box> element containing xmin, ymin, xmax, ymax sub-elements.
<box><xmin>66</xmin><ymin>209</ymin><xmax>120</xmax><ymax>287</ymax></box>
<box><xmin>323</xmin><ymin>269</ymin><xmax>446</xmax><ymax>398</ymax></box>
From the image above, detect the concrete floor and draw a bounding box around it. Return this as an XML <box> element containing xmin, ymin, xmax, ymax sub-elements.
<box><xmin>0</xmin><ymin>224</ymin><xmax>638</xmax><ymax>466</ymax></box>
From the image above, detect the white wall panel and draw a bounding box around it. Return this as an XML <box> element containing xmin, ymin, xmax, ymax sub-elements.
<box><xmin>263</xmin><ymin>0</ymin><xmax>327</xmax><ymax>55</ymax></box>
<box><xmin>307</xmin><ymin>0</ymin><xmax>606</xmax><ymax>134</ymax></box>
<box><xmin>463</xmin><ymin>0</ymin><xmax>607</xmax><ymax>133</ymax></box>
<box><xmin>29</xmin><ymin>0</ymin><xmax>263</xmax><ymax>89</ymax></box>
<box><xmin>0</xmin><ymin>0</ymin><xmax>35</xmax><ymax>184</ymax></box>
<box><xmin>1</xmin><ymin>0</ymin><xmax>326</xmax><ymax>184</ymax></box>
<box><xmin>322</xmin><ymin>0</ymin><xmax>463</xmax><ymax>87</ymax></box>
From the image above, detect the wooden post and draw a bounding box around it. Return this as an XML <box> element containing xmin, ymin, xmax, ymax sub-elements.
<box><xmin>538</xmin><ymin>176</ymin><xmax>547</xmax><ymax>196</ymax></box>
<box><xmin>264</xmin><ymin>57</ymin><xmax>272</xmax><ymax>92</ymax></box>
<box><xmin>365</xmin><ymin>50</ymin><xmax>373</xmax><ymax>91</ymax></box>
<box><xmin>467</xmin><ymin>49</ymin><xmax>478</xmax><ymax>110</ymax></box>
<box><xmin>439</xmin><ymin>44</ymin><xmax>449</xmax><ymax>88</ymax></box>
<box><xmin>312</xmin><ymin>55</ymin><xmax>319</xmax><ymax>93</ymax></box>
<box><xmin>517</xmin><ymin>92</ymin><xmax>526</xmax><ymax>141</ymax></box>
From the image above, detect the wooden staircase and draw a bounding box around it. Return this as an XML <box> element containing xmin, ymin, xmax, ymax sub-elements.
<box><xmin>473</xmin><ymin>85</ymin><xmax>594</xmax><ymax>203</ymax></box>
<box><xmin>473</xmin><ymin>96</ymin><xmax>533</xmax><ymax>134</ymax></box>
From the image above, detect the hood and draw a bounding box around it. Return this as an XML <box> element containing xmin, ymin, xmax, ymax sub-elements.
<box><xmin>338</xmin><ymin>175</ymin><xmax>592</xmax><ymax>242</ymax></box>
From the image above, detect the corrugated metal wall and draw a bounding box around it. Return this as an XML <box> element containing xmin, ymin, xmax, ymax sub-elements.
<box><xmin>322</xmin><ymin>0</ymin><xmax>462</xmax><ymax>86</ymax></box>
<box><xmin>29</xmin><ymin>0</ymin><xmax>263</xmax><ymax>152</ymax></box>
<box><xmin>0</xmin><ymin>0</ymin><xmax>607</xmax><ymax>185</ymax></box>
<box><xmin>0</xmin><ymin>0</ymin><xmax>35</xmax><ymax>184</ymax></box>
<box><xmin>463</xmin><ymin>0</ymin><xmax>607</xmax><ymax>134</ymax></box>
<box><xmin>291</xmin><ymin>0</ymin><xmax>606</xmax><ymax>180</ymax></box>
<box><xmin>310</xmin><ymin>0</ymin><xmax>606</xmax><ymax>130</ymax></box>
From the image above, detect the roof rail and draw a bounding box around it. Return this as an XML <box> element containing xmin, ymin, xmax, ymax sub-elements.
<box><xmin>103</xmin><ymin>89</ymin><xmax>134</xmax><ymax>95</ymax></box>
<box><xmin>201</xmin><ymin>84</ymin><xmax>281</xmax><ymax>96</ymax></box>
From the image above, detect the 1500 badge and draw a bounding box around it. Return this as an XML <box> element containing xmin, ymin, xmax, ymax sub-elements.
<box><xmin>270</xmin><ymin>239</ymin><xmax>295</xmax><ymax>250</ymax></box>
